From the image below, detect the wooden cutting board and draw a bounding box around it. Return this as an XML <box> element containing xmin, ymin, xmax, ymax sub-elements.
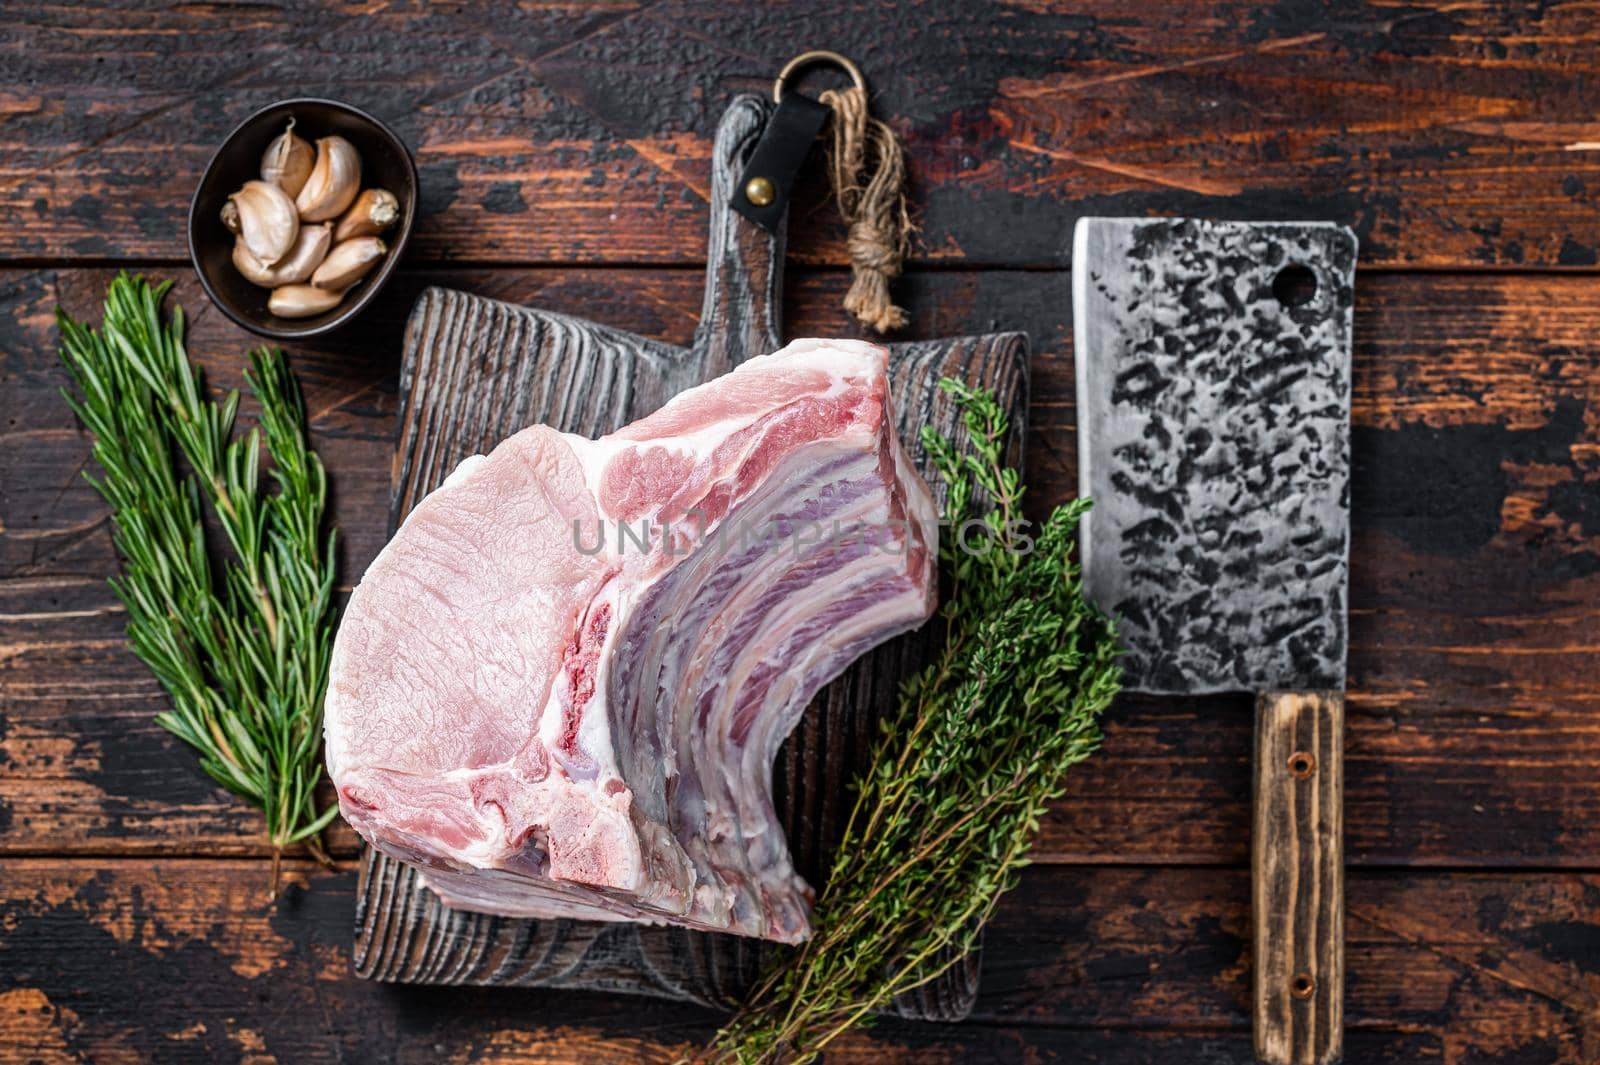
<box><xmin>351</xmin><ymin>94</ymin><xmax>1028</xmax><ymax>1019</ymax></box>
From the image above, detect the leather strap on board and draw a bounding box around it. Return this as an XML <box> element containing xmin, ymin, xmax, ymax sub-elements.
<box><xmin>733</xmin><ymin>92</ymin><xmax>830</xmax><ymax>231</ymax></box>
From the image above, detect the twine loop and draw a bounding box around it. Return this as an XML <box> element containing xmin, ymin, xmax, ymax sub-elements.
<box><xmin>819</xmin><ymin>85</ymin><xmax>912</xmax><ymax>334</ymax></box>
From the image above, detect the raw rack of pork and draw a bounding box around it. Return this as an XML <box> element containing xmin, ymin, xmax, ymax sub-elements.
<box><xmin>326</xmin><ymin>339</ymin><xmax>938</xmax><ymax>943</ymax></box>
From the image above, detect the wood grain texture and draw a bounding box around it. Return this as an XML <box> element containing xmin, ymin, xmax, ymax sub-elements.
<box><xmin>348</xmin><ymin>96</ymin><xmax>1025</xmax><ymax>1016</ymax></box>
<box><xmin>2</xmin><ymin>859</ymin><xmax>1594</xmax><ymax>1064</ymax></box>
<box><xmin>1253</xmin><ymin>692</ymin><xmax>1345</xmax><ymax>1065</ymax></box>
<box><xmin>4</xmin><ymin>6</ymin><xmax>1598</xmax><ymax>1059</ymax></box>
<box><xmin>6</xmin><ymin>3</ymin><xmax>1600</xmax><ymax>269</ymax></box>
<box><xmin>4</xmin><ymin>267</ymin><xmax>1599</xmax><ymax>873</ymax></box>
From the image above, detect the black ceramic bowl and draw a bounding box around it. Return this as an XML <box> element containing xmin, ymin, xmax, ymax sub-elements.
<box><xmin>189</xmin><ymin>98</ymin><xmax>417</xmax><ymax>340</ymax></box>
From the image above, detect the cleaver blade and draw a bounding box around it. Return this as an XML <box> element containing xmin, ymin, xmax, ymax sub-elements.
<box><xmin>1073</xmin><ymin>216</ymin><xmax>1354</xmax><ymax>696</ymax></box>
<box><xmin>1073</xmin><ymin>217</ymin><xmax>1356</xmax><ymax>1065</ymax></box>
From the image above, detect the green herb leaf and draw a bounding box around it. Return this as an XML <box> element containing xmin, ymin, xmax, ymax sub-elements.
<box><xmin>702</xmin><ymin>378</ymin><xmax>1122</xmax><ymax>1064</ymax></box>
<box><xmin>57</xmin><ymin>273</ymin><xmax>339</xmax><ymax>893</ymax></box>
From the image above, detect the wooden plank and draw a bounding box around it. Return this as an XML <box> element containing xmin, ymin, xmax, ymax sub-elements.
<box><xmin>0</xmin><ymin>859</ymin><xmax>1589</xmax><ymax>1063</ymax></box>
<box><xmin>3</xmin><ymin>267</ymin><xmax>1598</xmax><ymax>869</ymax></box>
<box><xmin>6</xmin><ymin>3</ymin><xmax>1600</xmax><ymax>268</ymax></box>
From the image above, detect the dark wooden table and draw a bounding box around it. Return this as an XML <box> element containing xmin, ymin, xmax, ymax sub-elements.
<box><xmin>3</xmin><ymin>3</ymin><xmax>1598</xmax><ymax>1062</ymax></box>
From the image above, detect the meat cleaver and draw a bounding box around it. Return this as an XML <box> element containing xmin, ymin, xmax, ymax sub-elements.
<box><xmin>1073</xmin><ymin>217</ymin><xmax>1356</xmax><ymax>1065</ymax></box>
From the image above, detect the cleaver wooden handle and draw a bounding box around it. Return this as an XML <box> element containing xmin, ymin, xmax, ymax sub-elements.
<box><xmin>1253</xmin><ymin>691</ymin><xmax>1344</xmax><ymax>1065</ymax></box>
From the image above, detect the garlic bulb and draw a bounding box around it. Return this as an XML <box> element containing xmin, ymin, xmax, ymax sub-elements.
<box><xmin>233</xmin><ymin>223</ymin><xmax>332</xmax><ymax>287</ymax></box>
<box><xmin>260</xmin><ymin>118</ymin><xmax>315</xmax><ymax>199</ymax></box>
<box><xmin>295</xmin><ymin>136</ymin><xmax>362</xmax><ymax>222</ymax></box>
<box><xmin>228</xmin><ymin>180</ymin><xmax>300</xmax><ymax>266</ymax></box>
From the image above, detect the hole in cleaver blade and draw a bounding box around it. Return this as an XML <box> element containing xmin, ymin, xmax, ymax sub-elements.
<box><xmin>1071</xmin><ymin>217</ymin><xmax>1357</xmax><ymax>696</ymax></box>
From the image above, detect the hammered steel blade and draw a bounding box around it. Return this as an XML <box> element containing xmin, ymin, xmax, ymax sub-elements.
<box><xmin>1073</xmin><ymin>217</ymin><xmax>1356</xmax><ymax>695</ymax></box>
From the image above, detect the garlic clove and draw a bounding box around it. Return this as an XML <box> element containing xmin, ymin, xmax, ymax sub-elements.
<box><xmin>228</xmin><ymin>180</ymin><xmax>300</xmax><ymax>266</ymax></box>
<box><xmin>333</xmin><ymin>188</ymin><xmax>400</xmax><ymax>243</ymax></box>
<box><xmin>232</xmin><ymin>241</ymin><xmax>275</xmax><ymax>286</ymax></box>
<box><xmin>312</xmin><ymin>236</ymin><xmax>386</xmax><ymax>290</ymax></box>
<box><xmin>233</xmin><ymin>223</ymin><xmax>333</xmax><ymax>288</ymax></box>
<box><xmin>260</xmin><ymin>118</ymin><xmax>315</xmax><ymax>199</ymax></box>
<box><xmin>295</xmin><ymin>136</ymin><xmax>362</xmax><ymax>222</ymax></box>
<box><xmin>269</xmin><ymin>283</ymin><xmax>345</xmax><ymax>318</ymax></box>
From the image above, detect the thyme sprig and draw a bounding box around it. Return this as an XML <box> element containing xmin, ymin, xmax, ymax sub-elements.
<box><xmin>58</xmin><ymin>274</ymin><xmax>339</xmax><ymax>893</ymax></box>
<box><xmin>703</xmin><ymin>379</ymin><xmax>1123</xmax><ymax>1064</ymax></box>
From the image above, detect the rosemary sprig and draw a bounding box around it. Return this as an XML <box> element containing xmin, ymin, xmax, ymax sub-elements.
<box><xmin>702</xmin><ymin>379</ymin><xmax>1123</xmax><ymax>1064</ymax></box>
<box><xmin>57</xmin><ymin>273</ymin><xmax>339</xmax><ymax>893</ymax></box>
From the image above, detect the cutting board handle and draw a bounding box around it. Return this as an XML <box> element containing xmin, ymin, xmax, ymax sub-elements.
<box><xmin>1253</xmin><ymin>690</ymin><xmax>1344</xmax><ymax>1065</ymax></box>
<box><xmin>694</xmin><ymin>94</ymin><xmax>784</xmax><ymax>380</ymax></box>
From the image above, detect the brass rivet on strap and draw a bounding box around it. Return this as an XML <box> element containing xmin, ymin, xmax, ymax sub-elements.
<box><xmin>773</xmin><ymin>49</ymin><xmax>867</xmax><ymax>103</ymax></box>
<box><xmin>745</xmin><ymin>176</ymin><xmax>776</xmax><ymax>207</ymax></box>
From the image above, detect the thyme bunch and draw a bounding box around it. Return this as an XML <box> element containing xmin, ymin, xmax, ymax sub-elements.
<box><xmin>703</xmin><ymin>379</ymin><xmax>1122</xmax><ymax>1064</ymax></box>
<box><xmin>58</xmin><ymin>274</ymin><xmax>339</xmax><ymax>892</ymax></box>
